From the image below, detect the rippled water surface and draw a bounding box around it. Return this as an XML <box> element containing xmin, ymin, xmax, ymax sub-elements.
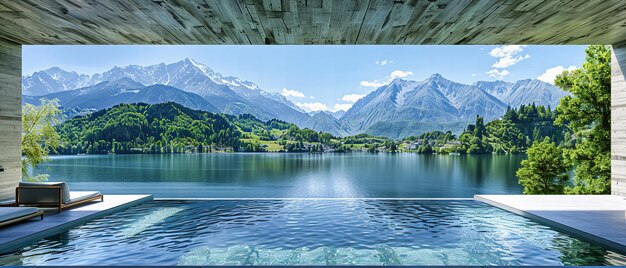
<box><xmin>34</xmin><ymin>153</ymin><xmax>525</xmax><ymax>198</ymax></box>
<box><xmin>1</xmin><ymin>200</ymin><xmax>624</xmax><ymax>266</ymax></box>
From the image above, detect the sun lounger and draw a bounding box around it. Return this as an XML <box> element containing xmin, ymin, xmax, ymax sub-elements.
<box><xmin>0</xmin><ymin>207</ymin><xmax>43</xmax><ymax>227</ymax></box>
<box><xmin>16</xmin><ymin>182</ymin><xmax>103</xmax><ymax>212</ymax></box>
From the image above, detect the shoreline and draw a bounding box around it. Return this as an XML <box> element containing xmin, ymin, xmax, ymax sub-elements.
<box><xmin>45</xmin><ymin>151</ymin><xmax>528</xmax><ymax>157</ymax></box>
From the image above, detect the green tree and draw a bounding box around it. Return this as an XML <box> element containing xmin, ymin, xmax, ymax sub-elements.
<box><xmin>385</xmin><ymin>140</ymin><xmax>398</xmax><ymax>152</ymax></box>
<box><xmin>473</xmin><ymin>115</ymin><xmax>487</xmax><ymax>139</ymax></box>
<box><xmin>517</xmin><ymin>138</ymin><xmax>570</xmax><ymax>194</ymax></box>
<box><xmin>555</xmin><ymin>45</ymin><xmax>611</xmax><ymax>194</ymax></box>
<box><xmin>22</xmin><ymin>99</ymin><xmax>61</xmax><ymax>181</ymax></box>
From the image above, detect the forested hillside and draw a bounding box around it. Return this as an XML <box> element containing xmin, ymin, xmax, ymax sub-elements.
<box><xmin>403</xmin><ymin>103</ymin><xmax>570</xmax><ymax>154</ymax></box>
<box><xmin>54</xmin><ymin>101</ymin><xmax>567</xmax><ymax>155</ymax></box>
<box><xmin>55</xmin><ymin>102</ymin><xmax>344</xmax><ymax>154</ymax></box>
<box><xmin>56</xmin><ymin>102</ymin><xmax>241</xmax><ymax>154</ymax></box>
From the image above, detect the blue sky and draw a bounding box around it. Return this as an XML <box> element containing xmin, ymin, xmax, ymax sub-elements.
<box><xmin>23</xmin><ymin>45</ymin><xmax>587</xmax><ymax>112</ymax></box>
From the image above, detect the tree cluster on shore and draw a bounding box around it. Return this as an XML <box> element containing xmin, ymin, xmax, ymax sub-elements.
<box><xmin>516</xmin><ymin>45</ymin><xmax>611</xmax><ymax>195</ymax></box>
<box><xmin>402</xmin><ymin>102</ymin><xmax>569</xmax><ymax>155</ymax></box>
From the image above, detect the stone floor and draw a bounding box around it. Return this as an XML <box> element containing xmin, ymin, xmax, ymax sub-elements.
<box><xmin>0</xmin><ymin>194</ymin><xmax>152</xmax><ymax>254</ymax></box>
<box><xmin>475</xmin><ymin>194</ymin><xmax>626</xmax><ymax>253</ymax></box>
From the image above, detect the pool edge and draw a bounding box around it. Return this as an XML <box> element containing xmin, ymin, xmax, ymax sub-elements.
<box><xmin>154</xmin><ymin>197</ymin><xmax>476</xmax><ymax>201</ymax></box>
<box><xmin>0</xmin><ymin>195</ymin><xmax>153</xmax><ymax>254</ymax></box>
<box><xmin>474</xmin><ymin>195</ymin><xmax>626</xmax><ymax>255</ymax></box>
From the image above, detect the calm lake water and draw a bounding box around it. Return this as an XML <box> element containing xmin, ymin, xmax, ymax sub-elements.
<box><xmin>35</xmin><ymin>153</ymin><xmax>524</xmax><ymax>198</ymax></box>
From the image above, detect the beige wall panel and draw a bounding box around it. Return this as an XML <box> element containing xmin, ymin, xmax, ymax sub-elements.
<box><xmin>0</xmin><ymin>41</ymin><xmax>20</xmax><ymax>200</ymax></box>
<box><xmin>611</xmin><ymin>46</ymin><xmax>626</xmax><ymax>196</ymax></box>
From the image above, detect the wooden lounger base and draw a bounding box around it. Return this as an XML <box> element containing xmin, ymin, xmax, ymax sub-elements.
<box><xmin>59</xmin><ymin>194</ymin><xmax>104</xmax><ymax>212</ymax></box>
<box><xmin>0</xmin><ymin>210</ymin><xmax>44</xmax><ymax>228</ymax></box>
<box><xmin>20</xmin><ymin>194</ymin><xmax>104</xmax><ymax>212</ymax></box>
<box><xmin>16</xmin><ymin>184</ymin><xmax>104</xmax><ymax>212</ymax></box>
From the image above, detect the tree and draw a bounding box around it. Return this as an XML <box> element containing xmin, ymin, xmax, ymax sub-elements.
<box><xmin>417</xmin><ymin>144</ymin><xmax>433</xmax><ymax>154</ymax></box>
<box><xmin>554</xmin><ymin>45</ymin><xmax>611</xmax><ymax>194</ymax></box>
<box><xmin>22</xmin><ymin>99</ymin><xmax>61</xmax><ymax>181</ymax></box>
<box><xmin>473</xmin><ymin>115</ymin><xmax>487</xmax><ymax>139</ymax></box>
<box><xmin>517</xmin><ymin>138</ymin><xmax>570</xmax><ymax>194</ymax></box>
<box><xmin>385</xmin><ymin>140</ymin><xmax>398</xmax><ymax>152</ymax></box>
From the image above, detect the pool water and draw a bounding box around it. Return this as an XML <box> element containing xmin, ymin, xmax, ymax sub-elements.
<box><xmin>0</xmin><ymin>200</ymin><xmax>624</xmax><ymax>266</ymax></box>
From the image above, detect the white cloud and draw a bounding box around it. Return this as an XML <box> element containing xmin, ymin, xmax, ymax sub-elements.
<box><xmin>471</xmin><ymin>73</ymin><xmax>478</xmax><ymax>77</ymax></box>
<box><xmin>486</xmin><ymin>69</ymin><xmax>510</xmax><ymax>79</ymax></box>
<box><xmin>280</xmin><ymin>88</ymin><xmax>305</xmax><ymax>98</ymax></box>
<box><xmin>361</xmin><ymin>70</ymin><xmax>414</xmax><ymax>88</ymax></box>
<box><xmin>489</xmin><ymin>45</ymin><xmax>525</xmax><ymax>58</ymax></box>
<box><xmin>375</xmin><ymin>60</ymin><xmax>393</xmax><ymax>66</ymax></box>
<box><xmin>360</xmin><ymin>80</ymin><xmax>386</xmax><ymax>88</ymax></box>
<box><xmin>491</xmin><ymin>54</ymin><xmax>530</xmax><ymax>68</ymax></box>
<box><xmin>296</xmin><ymin>102</ymin><xmax>328</xmax><ymax>112</ymax></box>
<box><xmin>333</xmin><ymin>103</ymin><xmax>353</xmax><ymax>112</ymax></box>
<box><xmin>489</xmin><ymin>45</ymin><xmax>530</xmax><ymax>69</ymax></box>
<box><xmin>537</xmin><ymin>65</ymin><xmax>577</xmax><ymax>84</ymax></box>
<box><xmin>492</xmin><ymin>54</ymin><xmax>530</xmax><ymax>68</ymax></box>
<box><xmin>389</xmin><ymin>70</ymin><xmax>413</xmax><ymax>80</ymax></box>
<box><xmin>341</xmin><ymin>94</ymin><xmax>366</xmax><ymax>103</ymax></box>
<box><xmin>484</xmin><ymin>45</ymin><xmax>530</xmax><ymax>79</ymax></box>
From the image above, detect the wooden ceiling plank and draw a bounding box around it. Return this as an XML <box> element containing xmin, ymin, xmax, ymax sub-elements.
<box><xmin>0</xmin><ymin>0</ymin><xmax>624</xmax><ymax>45</ymax></box>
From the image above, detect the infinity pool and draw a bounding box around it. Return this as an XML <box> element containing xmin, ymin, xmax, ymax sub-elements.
<box><xmin>0</xmin><ymin>200</ymin><xmax>624</xmax><ymax>266</ymax></box>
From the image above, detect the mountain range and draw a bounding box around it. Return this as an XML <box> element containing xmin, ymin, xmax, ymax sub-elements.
<box><xmin>23</xmin><ymin>58</ymin><xmax>309</xmax><ymax>124</ymax></box>
<box><xmin>23</xmin><ymin>59</ymin><xmax>568</xmax><ymax>139</ymax></box>
<box><xmin>340</xmin><ymin>74</ymin><xmax>568</xmax><ymax>138</ymax></box>
<box><xmin>24</xmin><ymin>78</ymin><xmax>218</xmax><ymax>113</ymax></box>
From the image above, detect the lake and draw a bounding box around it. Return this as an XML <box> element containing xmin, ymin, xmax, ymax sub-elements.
<box><xmin>34</xmin><ymin>153</ymin><xmax>525</xmax><ymax>198</ymax></box>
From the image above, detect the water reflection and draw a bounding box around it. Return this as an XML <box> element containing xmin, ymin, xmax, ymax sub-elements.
<box><xmin>36</xmin><ymin>153</ymin><xmax>525</xmax><ymax>198</ymax></box>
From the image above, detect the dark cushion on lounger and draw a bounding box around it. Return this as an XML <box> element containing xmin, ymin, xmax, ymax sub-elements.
<box><xmin>0</xmin><ymin>207</ymin><xmax>39</xmax><ymax>222</ymax></box>
<box><xmin>18</xmin><ymin>182</ymin><xmax>71</xmax><ymax>204</ymax></box>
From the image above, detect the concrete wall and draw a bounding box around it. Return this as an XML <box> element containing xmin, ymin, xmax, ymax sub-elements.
<box><xmin>0</xmin><ymin>41</ymin><xmax>21</xmax><ymax>200</ymax></box>
<box><xmin>612</xmin><ymin>45</ymin><xmax>626</xmax><ymax>196</ymax></box>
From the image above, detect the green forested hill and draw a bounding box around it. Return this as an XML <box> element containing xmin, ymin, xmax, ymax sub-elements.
<box><xmin>404</xmin><ymin>103</ymin><xmax>571</xmax><ymax>154</ymax></box>
<box><xmin>56</xmin><ymin>102</ymin><xmax>242</xmax><ymax>154</ymax></box>
<box><xmin>55</xmin><ymin>102</ymin><xmax>345</xmax><ymax>154</ymax></box>
<box><xmin>54</xmin><ymin>102</ymin><xmax>568</xmax><ymax>155</ymax></box>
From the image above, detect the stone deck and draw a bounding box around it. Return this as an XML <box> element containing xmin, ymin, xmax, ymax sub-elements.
<box><xmin>475</xmin><ymin>194</ymin><xmax>626</xmax><ymax>254</ymax></box>
<box><xmin>0</xmin><ymin>194</ymin><xmax>152</xmax><ymax>254</ymax></box>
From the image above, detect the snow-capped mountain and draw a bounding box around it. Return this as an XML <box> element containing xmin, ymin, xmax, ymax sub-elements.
<box><xmin>22</xmin><ymin>58</ymin><xmax>309</xmax><ymax>124</ymax></box>
<box><xmin>331</xmin><ymin>110</ymin><xmax>346</xmax><ymax>119</ymax></box>
<box><xmin>23</xmin><ymin>78</ymin><xmax>218</xmax><ymax>113</ymax></box>
<box><xmin>429</xmin><ymin>74</ymin><xmax>508</xmax><ymax>120</ymax></box>
<box><xmin>302</xmin><ymin>112</ymin><xmax>350</xmax><ymax>136</ymax></box>
<box><xmin>341</xmin><ymin>75</ymin><xmax>461</xmax><ymax>135</ymax></box>
<box><xmin>23</xmin><ymin>60</ymin><xmax>567</xmax><ymax>139</ymax></box>
<box><xmin>22</xmin><ymin>67</ymin><xmax>91</xmax><ymax>96</ymax></box>
<box><xmin>341</xmin><ymin>74</ymin><xmax>566</xmax><ymax>138</ymax></box>
<box><xmin>262</xmin><ymin>91</ymin><xmax>307</xmax><ymax>113</ymax></box>
<box><xmin>88</xmin><ymin>58</ymin><xmax>250</xmax><ymax>102</ymax></box>
<box><xmin>474</xmin><ymin>79</ymin><xmax>567</xmax><ymax>109</ymax></box>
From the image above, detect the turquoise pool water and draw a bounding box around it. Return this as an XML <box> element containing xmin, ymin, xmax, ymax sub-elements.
<box><xmin>0</xmin><ymin>200</ymin><xmax>624</xmax><ymax>266</ymax></box>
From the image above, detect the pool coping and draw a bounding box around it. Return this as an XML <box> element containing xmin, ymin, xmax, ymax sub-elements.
<box><xmin>155</xmin><ymin>197</ymin><xmax>476</xmax><ymax>200</ymax></box>
<box><xmin>0</xmin><ymin>194</ymin><xmax>153</xmax><ymax>254</ymax></box>
<box><xmin>475</xmin><ymin>195</ymin><xmax>626</xmax><ymax>255</ymax></box>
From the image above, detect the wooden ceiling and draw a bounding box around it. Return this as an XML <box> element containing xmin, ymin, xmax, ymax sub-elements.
<box><xmin>0</xmin><ymin>0</ymin><xmax>625</xmax><ymax>45</ymax></box>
